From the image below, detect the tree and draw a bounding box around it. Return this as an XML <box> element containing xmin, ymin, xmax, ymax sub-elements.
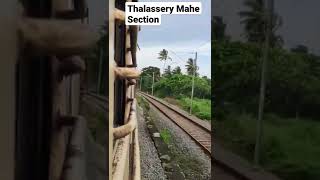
<box><xmin>158</xmin><ymin>49</ymin><xmax>172</xmax><ymax>70</ymax></box>
<box><xmin>212</xmin><ymin>16</ymin><xmax>228</xmax><ymax>41</ymax></box>
<box><xmin>141</xmin><ymin>66</ymin><xmax>161</xmax><ymax>80</ymax></box>
<box><xmin>163</xmin><ymin>65</ymin><xmax>172</xmax><ymax>77</ymax></box>
<box><xmin>140</xmin><ymin>66</ymin><xmax>161</xmax><ymax>93</ymax></box>
<box><xmin>239</xmin><ymin>0</ymin><xmax>283</xmax><ymax>47</ymax></box>
<box><xmin>202</xmin><ymin>76</ymin><xmax>211</xmax><ymax>85</ymax></box>
<box><xmin>185</xmin><ymin>58</ymin><xmax>199</xmax><ymax>76</ymax></box>
<box><xmin>172</xmin><ymin>66</ymin><xmax>182</xmax><ymax>75</ymax></box>
<box><xmin>212</xmin><ymin>40</ymin><xmax>320</xmax><ymax>119</ymax></box>
<box><xmin>291</xmin><ymin>45</ymin><xmax>309</xmax><ymax>54</ymax></box>
<box><xmin>154</xmin><ymin>74</ymin><xmax>211</xmax><ymax>99</ymax></box>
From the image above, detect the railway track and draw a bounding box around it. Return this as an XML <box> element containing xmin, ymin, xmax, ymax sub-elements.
<box><xmin>82</xmin><ymin>92</ymin><xmax>281</xmax><ymax>180</ymax></box>
<box><xmin>138</xmin><ymin>92</ymin><xmax>284</xmax><ymax>180</ymax></box>
<box><xmin>138</xmin><ymin>92</ymin><xmax>252</xmax><ymax>180</ymax></box>
<box><xmin>82</xmin><ymin>92</ymin><xmax>254</xmax><ymax>179</ymax></box>
<box><xmin>82</xmin><ymin>92</ymin><xmax>108</xmax><ymax>111</ymax></box>
<box><xmin>138</xmin><ymin>92</ymin><xmax>212</xmax><ymax>155</ymax></box>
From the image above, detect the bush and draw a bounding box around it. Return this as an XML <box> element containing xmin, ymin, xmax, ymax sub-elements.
<box><xmin>160</xmin><ymin>129</ymin><xmax>172</xmax><ymax>144</ymax></box>
<box><xmin>154</xmin><ymin>74</ymin><xmax>211</xmax><ymax>99</ymax></box>
<box><xmin>215</xmin><ymin>112</ymin><xmax>320</xmax><ymax>180</ymax></box>
<box><xmin>213</xmin><ymin>40</ymin><xmax>320</xmax><ymax>118</ymax></box>
<box><xmin>178</xmin><ymin>97</ymin><xmax>211</xmax><ymax>120</ymax></box>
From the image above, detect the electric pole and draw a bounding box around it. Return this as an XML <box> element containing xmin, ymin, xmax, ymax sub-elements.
<box><xmin>254</xmin><ymin>0</ymin><xmax>273</xmax><ymax>165</ymax></box>
<box><xmin>190</xmin><ymin>52</ymin><xmax>197</xmax><ymax>114</ymax></box>
<box><xmin>152</xmin><ymin>72</ymin><xmax>155</xmax><ymax>96</ymax></box>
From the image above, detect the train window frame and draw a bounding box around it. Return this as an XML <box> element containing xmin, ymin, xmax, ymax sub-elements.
<box><xmin>15</xmin><ymin>0</ymin><xmax>52</xmax><ymax>179</ymax></box>
<box><xmin>113</xmin><ymin>0</ymin><xmax>127</xmax><ymax>126</ymax></box>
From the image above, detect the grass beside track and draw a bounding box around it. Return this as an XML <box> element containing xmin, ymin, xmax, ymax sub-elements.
<box><xmin>163</xmin><ymin>97</ymin><xmax>211</xmax><ymax>121</ymax></box>
<box><xmin>215</xmin><ymin>112</ymin><xmax>320</xmax><ymax>180</ymax></box>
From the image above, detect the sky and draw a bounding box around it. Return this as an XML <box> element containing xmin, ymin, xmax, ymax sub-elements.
<box><xmin>137</xmin><ymin>0</ymin><xmax>212</xmax><ymax>78</ymax></box>
<box><xmin>213</xmin><ymin>0</ymin><xmax>320</xmax><ymax>55</ymax></box>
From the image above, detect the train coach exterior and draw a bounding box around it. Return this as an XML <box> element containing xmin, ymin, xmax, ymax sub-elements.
<box><xmin>1</xmin><ymin>0</ymin><xmax>141</xmax><ymax>179</ymax></box>
<box><xmin>109</xmin><ymin>0</ymin><xmax>141</xmax><ymax>179</ymax></box>
<box><xmin>17</xmin><ymin>0</ymin><xmax>97</xmax><ymax>179</ymax></box>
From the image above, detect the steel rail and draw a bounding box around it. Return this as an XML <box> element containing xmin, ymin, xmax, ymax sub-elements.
<box><xmin>138</xmin><ymin>92</ymin><xmax>212</xmax><ymax>155</ymax></box>
<box><xmin>82</xmin><ymin>93</ymin><xmax>108</xmax><ymax>111</ymax></box>
<box><xmin>85</xmin><ymin>92</ymin><xmax>259</xmax><ymax>180</ymax></box>
<box><xmin>137</xmin><ymin>92</ymin><xmax>255</xmax><ymax>180</ymax></box>
<box><xmin>138</xmin><ymin>92</ymin><xmax>283</xmax><ymax>180</ymax></box>
<box><xmin>139</xmin><ymin>92</ymin><xmax>211</xmax><ymax>132</ymax></box>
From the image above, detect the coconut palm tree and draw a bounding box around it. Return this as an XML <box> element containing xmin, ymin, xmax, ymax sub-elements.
<box><xmin>212</xmin><ymin>16</ymin><xmax>227</xmax><ymax>41</ymax></box>
<box><xmin>163</xmin><ymin>65</ymin><xmax>172</xmax><ymax>77</ymax></box>
<box><xmin>239</xmin><ymin>0</ymin><xmax>283</xmax><ymax>47</ymax></box>
<box><xmin>158</xmin><ymin>49</ymin><xmax>172</xmax><ymax>71</ymax></box>
<box><xmin>185</xmin><ymin>58</ymin><xmax>199</xmax><ymax>76</ymax></box>
<box><xmin>172</xmin><ymin>66</ymin><xmax>182</xmax><ymax>75</ymax></box>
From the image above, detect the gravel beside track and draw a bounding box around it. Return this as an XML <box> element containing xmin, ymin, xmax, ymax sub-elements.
<box><xmin>148</xmin><ymin>103</ymin><xmax>211</xmax><ymax>180</ymax></box>
<box><xmin>137</xmin><ymin>105</ymin><xmax>167</xmax><ymax>180</ymax></box>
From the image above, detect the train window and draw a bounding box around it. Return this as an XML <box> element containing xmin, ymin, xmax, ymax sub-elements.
<box><xmin>16</xmin><ymin>0</ymin><xmax>109</xmax><ymax>180</ymax></box>
<box><xmin>15</xmin><ymin>1</ymin><xmax>52</xmax><ymax>180</ymax></box>
<box><xmin>113</xmin><ymin>0</ymin><xmax>127</xmax><ymax>126</ymax></box>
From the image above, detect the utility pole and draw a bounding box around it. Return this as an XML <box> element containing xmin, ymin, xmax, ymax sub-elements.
<box><xmin>190</xmin><ymin>52</ymin><xmax>197</xmax><ymax>114</ymax></box>
<box><xmin>254</xmin><ymin>0</ymin><xmax>273</xmax><ymax>165</ymax></box>
<box><xmin>140</xmin><ymin>76</ymin><xmax>143</xmax><ymax>91</ymax></box>
<box><xmin>151</xmin><ymin>72</ymin><xmax>155</xmax><ymax>96</ymax></box>
<box><xmin>97</xmin><ymin>47</ymin><xmax>103</xmax><ymax>94</ymax></box>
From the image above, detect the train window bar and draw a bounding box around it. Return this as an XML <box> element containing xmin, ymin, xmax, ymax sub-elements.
<box><xmin>15</xmin><ymin>0</ymin><xmax>52</xmax><ymax>179</ymax></box>
<box><xmin>113</xmin><ymin>0</ymin><xmax>127</xmax><ymax>126</ymax></box>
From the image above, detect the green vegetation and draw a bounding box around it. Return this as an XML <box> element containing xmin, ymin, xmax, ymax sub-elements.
<box><xmin>171</xmin><ymin>146</ymin><xmax>204</xmax><ymax>180</ymax></box>
<box><xmin>185</xmin><ymin>58</ymin><xmax>199</xmax><ymax>76</ymax></box>
<box><xmin>153</xmin><ymin>74</ymin><xmax>211</xmax><ymax>99</ymax></box>
<box><xmin>137</xmin><ymin>96</ymin><xmax>150</xmax><ymax>111</ymax></box>
<box><xmin>215</xmin><ymin>113</ymin><xmax>320</xmax><ymax>180</ymax></box>
<box><xmin>213</xmin><ymin>40</ymin><xmax>320</xmax><ymax>120</ymax></box>
<box><xmin>160</xmin><ymin>128</ymin><xmax>172</xmax><ymax>144</ymax></box>
<box><xmin>140</xmin><ymin>52</ymin><xmax>211</xmax><ymax>121</ymax></box>
<box><xmin>178</xmin><ymin>98</ymin><xmax>211</xmax><ymax>120</ymax></box>
<box><xmin>213</xmin><ymin>39</ymin><xmax>320</xmax><ymax>179</ymax></box>
<box><xmin>140</xmin><ymin>66</ymin><xmax>161</xmax><ymax>94</ymax></box>
<box><xmin>140</xmin><ymin>73</ymin><xmax>211</xmax><ymax>120</ymax></box>
<box><xmin>158</xmin><ymin>49</ymin><xmax>172</xmax><ymax>70</ymax></box>
<box><xmin>213</xmin><ymin>1</ymin><xmax>320</xmax><ymax>177</ymax></box>
<box><xmin>238</xmin><ymin>0</ymin><xmax>283</xmax><ymax>47</ymax></box>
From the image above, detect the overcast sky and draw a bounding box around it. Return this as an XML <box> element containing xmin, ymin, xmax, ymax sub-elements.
<box><xmin>213</xmin><ymin>0</ymin><xmax>320</xmax><ymax>54</ymax></box>
<box><xmin>137</xmin><ymin>0</ymin><xmax>211</xmax><ymax>78</ymax></box>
